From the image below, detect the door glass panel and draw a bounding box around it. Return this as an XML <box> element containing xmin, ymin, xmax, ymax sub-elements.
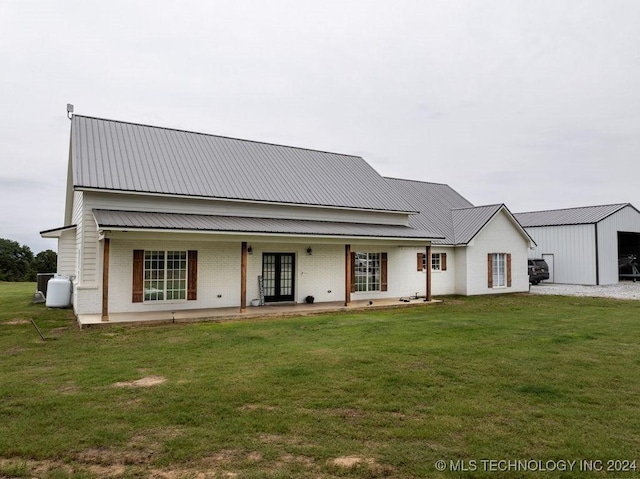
<box><xmin>280</xmin><ymin>255</ymin><xmax>292</xmax><ymax>296</ymax></box>
<box><xmin>263</xmin><ymin>254</ymin><xmax>276</xmax><ymax>297</ymax></box>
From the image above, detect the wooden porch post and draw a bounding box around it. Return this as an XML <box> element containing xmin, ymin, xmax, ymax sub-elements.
<box><xmin>101</xmin><ymin>238</ymin><xmax>110</xmax><ymax>321</ymax></box>
<box><xmin>240</xmin><ymin>241</ymin><xmax>247</xmax><ymax>312</ymax></box>
<box><xmin>425</xmin><ymin>245</ymin><xmax>432</xmax><ymax>302</ymax></box>
<box><xmin>345</xmin><ymin>244</ymin><xmax>351</xmax><ymax>306</ymax></box>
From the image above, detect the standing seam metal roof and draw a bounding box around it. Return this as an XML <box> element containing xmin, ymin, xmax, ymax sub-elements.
<box><xmin>514</xmin><ymin>204</ymin><xmax>632</xmax><ymax>227</ymax></box>
<box><xmin>386</xmin><ymin>178</ymin><xmax>532</xmax><ymax>245</ymax></box>
<box><xmin>72</xmin><ymin>115</ymin><xmax>416</xmax><ymax>213</ymax></box>
<box><xmin>385</xmin><ymin>178</ymin><xmax>473</xmax><ymax>244</ymax></box>
<box><xmin>452</xmin><ymin>204</ymin><xmax>504</xmax><ymax>244</ymax></box>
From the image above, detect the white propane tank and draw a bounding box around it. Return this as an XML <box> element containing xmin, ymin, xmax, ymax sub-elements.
<box><xmin>46</xmin><ymin>275</ymin><xmax>72</xmax><ymax>308</ymax></box>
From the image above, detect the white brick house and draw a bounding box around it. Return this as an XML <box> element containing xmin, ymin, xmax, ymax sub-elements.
<box><xmin>41</xmin><ymin>114</ymin><xmax>533</xmax><ymax>325</ymax></box>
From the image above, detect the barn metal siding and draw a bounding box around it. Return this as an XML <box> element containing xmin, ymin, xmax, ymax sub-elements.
<box><xmin>597</xmin><ymin>205</ymin><xmax>640</xmax><ymax>285</ymax></box>
<box><xmin>525</xmin><ymin>224</ymin><xmax>597</xmax><ymax>285</ymax></box>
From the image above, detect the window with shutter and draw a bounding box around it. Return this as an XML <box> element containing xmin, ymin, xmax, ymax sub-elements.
<box><xmin>488</xmin><ymin>253</ymin><xmax>507</xmax><ymax>288</ymax></box>
<box><xmin>132</xmin><ymin>249</ymin><xmax>197</xmax><ymax>302</ymax></box>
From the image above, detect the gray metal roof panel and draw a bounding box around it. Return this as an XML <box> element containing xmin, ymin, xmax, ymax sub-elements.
<box><xmin>514</xmin><ymin>204</ymin><xmax>630</xmax><ymax>227</ymax></box>
<box><xmin>451</xmin><ymin>204</ymin><xmax>503</xmax><ymax>244</ymax></box>
<box><xmin>72</xmin><ymin>115</ymin><xmax>416</xmax><ymax>213</ymax></box>
<box><xmin>92</xmin><ymin>209</ymin><xmax>444</xmax><ymax>240</ymax></box>
<box><xmin>385</xmin><ymin>178</ymin><xmax>473</xmax><ymax>244</ymax></box>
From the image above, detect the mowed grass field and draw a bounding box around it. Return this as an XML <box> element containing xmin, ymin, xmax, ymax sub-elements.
<box><xmin>1</xmin><ymin>282</ymin><xmax>639</xmax><ymax>478</ymax></box>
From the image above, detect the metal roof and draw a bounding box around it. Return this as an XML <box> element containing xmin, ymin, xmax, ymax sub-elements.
<box><xmin>39</xmin><ymin>224</ymin><xmax>77</xmax><ymax>238</ymax></box>
<box><xmin>92</xmin><ymin>209</ymin><xmax>444</xmax><ymax>240</ymax></box>
<box><xmin>385</xmin><ymin>178</ymin><xmax>473</xmax><ymax>244</ymax></box>
<box><xmin>452</xmin><ymin>204</ymin><xmax>504</xmax><ymax>244</ymax></box>
<box><xmin>71</xmin><ymin>115</ymin><xmax>416</xmax><ymax>213</ymax></box>
<box><xmin>514</xmin><ymin>204</ymin><xmax>631</xmax><ymax>227</ymax></box>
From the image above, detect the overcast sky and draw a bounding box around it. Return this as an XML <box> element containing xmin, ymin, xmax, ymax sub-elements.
<box><xmin>1</xmin><ymin>0</ymin><xmax>639</xmax><ymax>253</ymax></box>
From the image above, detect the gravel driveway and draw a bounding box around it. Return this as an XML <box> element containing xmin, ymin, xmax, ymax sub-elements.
<box><xmin>529</xmin><ymin>282</ymin><xmax>640</xmax><ymax>300</ymax></box>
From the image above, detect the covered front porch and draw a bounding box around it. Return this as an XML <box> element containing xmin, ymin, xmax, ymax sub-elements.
<box><xmin>88</xmin><ymin>209</ymin><xmax>443</xmax><ymax>325</ymax></box>
<box><xmin>78</xmin><ymin>295</ymin><xmax>441</xmax><ymax>328</ymax></box>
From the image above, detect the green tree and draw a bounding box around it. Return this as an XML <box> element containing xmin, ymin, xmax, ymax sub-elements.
<box><xmin>0</xmin><ymin>238</ymin><xmax>34</xmax><ymax>282</ymax></box>
<box><xmin>33</xmin><ymin>249</ymin><xmax>57</xmax><ymax>274</ymax></box>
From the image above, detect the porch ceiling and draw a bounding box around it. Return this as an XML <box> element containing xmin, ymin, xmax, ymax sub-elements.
<box><xmin>92</xmin><ymin>209</ymin><xmax>443</xmax><ymax>241</ymax></box>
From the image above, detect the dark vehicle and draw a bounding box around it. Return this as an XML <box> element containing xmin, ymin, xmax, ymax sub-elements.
<box><xmin>528</xmin><ymin>259</ymin><xmax>549</xmax><ymax>285</ymax></box>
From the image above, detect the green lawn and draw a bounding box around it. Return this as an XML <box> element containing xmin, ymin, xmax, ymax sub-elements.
<box><xmin>1</xmin><ymin>282</ymin><xmax>639</xmax><ymax>478</ymax></box>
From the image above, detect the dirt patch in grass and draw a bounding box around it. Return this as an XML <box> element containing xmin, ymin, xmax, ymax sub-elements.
<box><xmin>86</xmin><ymin>463</ymin><xmax>127</xmax><ymax>477</ymax></box>
<box><xmin>147</xmin><ymin>468</ymin><xmax>221</xmax><ymax>478</ymax></box>
<box><xmin>330</xmin><ymin>455</ymin><xmax>395</xmax><ymax>475</ymax></box>
<box><xmin>2</xmin><ymin>319</ymin><xmax>29</xmax><ymax>325</ymax></box>
<box><xmin>75</xmin><ymin>428</ymin><xmax>185</xmax><ymax>467</ymax></box>
<box><xmin>0</xmin><ymin>458</ymin><xmax>126</xmax><ymax>478</ymax></box>
<box><xmin>203</xmin><ymin>449</ymin><xmax>264</xmax><ymax>465</ymax></box>
<box><xmin>76</xmin><ymin>446</ymin><xmax>155</xmax><ymax>466</ymax></box>
<box><xmin>331</xmin><ymin>456</ymin><xmax>373</xmax><ymax>468</ymax></box>
<box><xmin>112</xmin><ymin>375</ymin><xmax>166</xmax><ymax>388</ymax></box>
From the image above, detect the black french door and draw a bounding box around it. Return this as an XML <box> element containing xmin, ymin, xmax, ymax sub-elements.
<box><xmin>262</xmin><ymin>253</ymin><xmax>295</xmax><ymax>302</ymax></box>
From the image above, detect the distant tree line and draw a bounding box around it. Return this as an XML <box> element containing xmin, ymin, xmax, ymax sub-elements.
<box><xmin>0</xmin><ymin>238</ymin><xmax>57</xmax><ymax>282</ymax></box>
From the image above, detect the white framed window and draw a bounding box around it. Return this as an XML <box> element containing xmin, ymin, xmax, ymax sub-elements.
<box><xmin>354</xmin><ymin>252</ymin><xmax>381</xmax><ymax>292</ymax></box>
<box><xmin>492</xmin><ymin>253</ymin><xmax>506</xmax><ymax>288</ymax></box>
<box><xmin>420</xmin><ymin>252</ymin><xmax>447</xmax><ymax>271</ymax></box>
<box><xmin>431</xmin><ymin>253</ymin><xmax>441</xmax><ymax>271</ymax></box>
<box><xmin>144</xmin><ymin>250</ymin><xmax>187</xmax><ymax>301</ymax></box>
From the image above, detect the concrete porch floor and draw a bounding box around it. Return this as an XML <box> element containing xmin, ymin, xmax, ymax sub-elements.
<box><xmin>78</xmin><ymin>297</ymin><xmax>440</xmax><ymax>328</ymax></box>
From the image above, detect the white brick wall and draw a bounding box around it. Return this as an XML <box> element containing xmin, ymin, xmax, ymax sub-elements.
<box><xmin>246</xmin><ymin>243</ymin><xmax>344</xmax><ymax>304</ymax></box>
<box><xmin>74</xmin><ymin>286</ymin><xmax>101</xmax><ymax>315</ymax></box>
<box><xmin>106</xmin><ymin>239</ymin><xmax>241</xmax><ymax>315</ymax></box>
<box><xmin>431</xmin><ymin>247</ymin><xmax>456</xmax><ymax>296</ymax></box>
<box><xmin>75</xmin><ymin>190</ymin><xmax>412</xmax><ymax>299</ymax></box>
<box><xmin>465</xmin><ymin>210</ymin><xmax>530</xmax><ymax>295</ymax></box>
<box><xmin>78</xmin><ymin>239</ymin><xmax>452</xmax><ymax>316</ymax></box>
<box><xmin>454</xmin><ymin>248</ymin><xmax>468</xmax><ymax>295</ymax></box>
<box><xmin>73</xmin><ymin>213</ymin><xmax>531</xmax><ymax>316</ymax></box>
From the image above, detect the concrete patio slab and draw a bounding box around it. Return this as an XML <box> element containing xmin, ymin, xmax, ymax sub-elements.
<box><xmin>77</xmin><ymin>297</ymin><xmax>440</xmax><ymax>328</ymax></box>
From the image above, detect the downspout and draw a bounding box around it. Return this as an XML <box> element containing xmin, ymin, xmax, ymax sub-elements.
<box><xmin>594</xmin><ymin>223</ymin><xmax>600</xmax><ymax>285</ymax></box>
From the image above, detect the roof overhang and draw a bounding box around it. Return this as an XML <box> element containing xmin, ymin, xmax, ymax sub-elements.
<box><xmin>40</xmin><ymin>224</ymin><xmax>77</xmax><ymax>238</ymax></box>
<box><xmin>92</xmin><ymin>209</ymin><xmax>444</xmax><ymax>243</ymax></box>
